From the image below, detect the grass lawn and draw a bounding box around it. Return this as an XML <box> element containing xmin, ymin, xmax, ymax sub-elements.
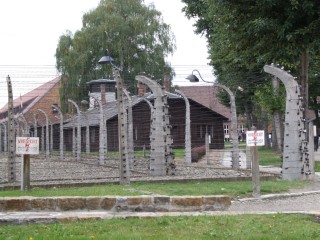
<box><xmin>257</xmin><ymin>147</ymin><xmax>282</xmax><ymax>166</ymax></box>
<box><xmin>315</xmin><ymin>161</ymin><xmax>320</xmax><ymax>172</ymax></box>
<box><xmin>0</xmin><ymin>214</ymin><xmax>319</xmax><ymax>239</ymax></box>
<box><xmin>0</xmin><ymin>180</ymin><xmax>307</xmax><ymax>198</ymax></box>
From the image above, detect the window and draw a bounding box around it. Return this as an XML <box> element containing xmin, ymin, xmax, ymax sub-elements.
<box><xmin>239</xmin><ymin>124</ymin><xmax>245</xmax><ymax>133</ymax></box>
<box><xmin>224</xmin><ymin>125</ymin><xmax>229</xmax><ymax>134</ymax></box>
<box><xmin>52</xmin><ymin>104</ymin><xmax>59</xmax><ymax>114</ymax></box>
<box><xmin>224</xmin><ymin>124</ymin><xmax>229</xmax><ymax>141</ymax></box>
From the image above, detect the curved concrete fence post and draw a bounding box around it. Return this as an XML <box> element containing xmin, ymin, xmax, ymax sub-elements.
<box><xmin>135</xmin><ymin>75</ymin><xmax>175</xmax><ymax>176</ymax></box>
<box><xmin>0</xmin><ymin>123</ymin><xmax>3</xmax><ymax>154</ymax></box>
<box><xmin>50</xmin><ymin>121</ymin><xmax>53</xmax><ymax>155</ymax></box>
<box><xmin>17</xmin><ymin>114</ymin><xmax>29</xmax><ymax>136</ymax></box>
<box><xmin>123</xmin><ymin>89</ymin><xmax>134</xmax><ymax>169</ymax></box>
<box><xmin>214</xmin><ymin>83</ymin><xmax>240</xmax><ymax>169</ymax></box>
<box><xmin>91</xmin><ymin>96</ymin><xmax>107</xmax><ymax>165</ymax></box>
<box><xmin>0</xmin><ymin>123</ymin><xmax>7</xmax><ymax>153</ymax></box>
<box><xmin>264</xmin><ymin>64</ymin><xmax>312</xmax><ymax>180</ymax></box>
<box><xmin>38</xmin><ymin>109</ymin><xmax>50</xmax><ymax>159</ymax></box>
<box><xmin>68</xmin><ymin>99</ymin><xmax>81</xmax><ymax>161</ymax></box>
<box><xmin>33</xmin><ymin>113</ymin><xmax>38</xmax><ymax>138</ymax></box>
<box><xmin>175</xmin><ymin>90</ymin><xmax>192</xmax><ymax>165</ymax></box>
<box><xmin>52</xmin><ymin>105</ymin><xmax>64</xmax><ymax>160</ymax></box>
<box><xmin>84</xmin><ymin>114</ymin><xmax>90</xmax><ymax>155</ymax></box>
<box><xmin>142</xmin><ymin>98</ymin><xmax>155</xmax><ymax>159</ymax></box>
<box><xmin>7</xmin><ymin>75</ymin><xmax>16</xmax><ymax>182</ymax></box>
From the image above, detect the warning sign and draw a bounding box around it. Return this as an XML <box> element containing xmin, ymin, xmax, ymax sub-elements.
<box><xmin>246</xmin><ymin>130</ymin><xmax>265</xmax><ymax>146</ymax></box>
<box><xmin>16</xmin><ymin>137</ymin><xmax>39</xmax><ymax>155</ymax></box>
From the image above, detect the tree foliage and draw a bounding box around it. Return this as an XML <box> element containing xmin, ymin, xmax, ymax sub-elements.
<box><xmin>55</xmin><ymin>0</ymin><xmax>176</xmax><ymax>111</ymax></box>
<box><xmin>182</xmin><ymin>0</ymin><xmax>320</xmax><ymax>119</ymax></box>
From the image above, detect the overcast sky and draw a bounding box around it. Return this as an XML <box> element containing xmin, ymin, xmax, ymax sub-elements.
<box><xmin>0</xmin><ymin>0</ymin><xmax>214</xmax><ymax>108</ymax></box>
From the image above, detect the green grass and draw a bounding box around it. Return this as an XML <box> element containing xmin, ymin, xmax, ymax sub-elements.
<box><xmin>1</xmin><ymin>214</ymin><xmax>319</xmax><ymax>239</ymax></box>
<box><xmin>225</xmin><ymin>142</ymin><xmax>282</xmax><ymax>166</ymax></box>
<box><xmin>315</xmin><ymin>161</ymin><xmax>320</xmax><ymax>172</ymax></box>
<box><xmin>0</xmin><ymin>180</ymin><xmax>307</xmax><ymax>198</ymax></box>
<box><xmin>258</xmin><ymin>147</ymin><xmax>282</xmax><ymax>166</ymax></box>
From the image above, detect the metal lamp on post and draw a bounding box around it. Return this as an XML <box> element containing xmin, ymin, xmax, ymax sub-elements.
<box><xmin>186</xmin><ymin>70</ymin><xmax>243</xmax><ymax>169</ymax></box>
<box><xmin>98</xmin><ymin>55</ymin><xmax>129</xmax><ymax>184</ymax></box>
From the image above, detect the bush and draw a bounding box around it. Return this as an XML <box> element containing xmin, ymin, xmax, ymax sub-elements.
<box><xmin>191</xmin><ymin>145</ymin><xmax>206</xmax><ymax>162</ymax></box>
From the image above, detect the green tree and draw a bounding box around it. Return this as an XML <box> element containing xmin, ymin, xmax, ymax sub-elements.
<box><xmin>182</xmin><ymin>0</ymin><xmax>320</xmax><ymax>132</ymax></box>
<box><xmin>55</xmin><ymin>0</ymin><xmax>176</xmax><ymax>111</ymax></box>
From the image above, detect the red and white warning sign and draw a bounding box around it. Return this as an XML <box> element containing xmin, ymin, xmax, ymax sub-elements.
<box><xmin>246</xmin><ymin>130</ymin><xmax>265</xmax><ymax>146</ymax></box>
<box><xmin>16</xmin><ymin>137</ymin><xmax>39</xmax><ymax>155</ymax></box>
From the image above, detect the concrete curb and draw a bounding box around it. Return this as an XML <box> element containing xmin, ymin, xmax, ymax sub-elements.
<box><xmin>0</xmin><ymin>195</ymin><xmax>231</xmax><ymax>213</ymax></box>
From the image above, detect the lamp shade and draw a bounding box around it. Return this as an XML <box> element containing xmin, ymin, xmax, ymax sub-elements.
<box><xmin>98</xmin><ymin>56</ymin><xmax>114</xmax><ymax>65</ymax></box>
<box><xmin>185</xmin><ymin>74</ymin><xmax>199</xmax><ymax>82</ymax></box>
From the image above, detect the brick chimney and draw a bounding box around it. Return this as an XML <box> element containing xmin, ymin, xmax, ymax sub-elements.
<box><xmin>137</xmin><ymin>82</ymin><xmax>147</xmax><ymax>97</ymax></box>
<box><xmin>163</xmin><ymin>72</ymin><xmax>171</xmax><ymax>92</ymax></box>
<box><xmin>100</xmin><ymin>83</ymin><xmax>106</xmax><ymax>105</ymax></box>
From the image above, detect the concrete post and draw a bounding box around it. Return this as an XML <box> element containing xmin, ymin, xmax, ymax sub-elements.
<box><xmin>214</xmin><ymin>83</ymin><xmax>240</xmax><ymax>169</ymax></box>
<box><xmin>142</xmin><ymin>98</ymin><xmax>155</xmax><ymax>159</ymax></box>
<box><xmin>50</xmin><ymin>121</ymin><xmax>53</xmax><ymax>155</ymax></box>
<box><xmin>123</xmin><ymin>89</ymin><xmax>134</xmax><ymax>169</ymax></box>
<box><xmin>135</xmin><ymin>75</ymin><xmax>175</xmax><ymax>176</ymax></box>
<box><xmin>0</xmin><ymin>123</ymin><xmax>7</xmax><ymax>153</ymax></box>
<box><xmin>18</xmin><ymin>115</ymin><xmax>29</xmax><ymax>135</ymax></box>
<box><xmin>38</xmin><ymin>109</ymin><xmax>50</xmax><ymax>159</ymax></box>
<box><xmin>112</xmin><ymin>67</ymin><xmax>130</xmax><ymax>184</ymax></box>
<box><xmin>0</xmin><ymin>124</ymin><xmax>2</xmax><ymax>153</ymax></box>
<box><xmin>68</xmin><ymin>99</ymin><xmax>81</xmax><ymax>161</ymax></box>
<box><xmin>41</xmin><ymin>125</ymin><xmax>44</xmax><ymax>153</ymax></box>
<box><xmin>251</xmin><ymin>126</ymin><xmax>260</xmax><ymax>198</ymax></box>
<box><xmin>175</xmin><ymin>90</ymin><xmax>192</xmax><ymax>165</ymax></box>
<box><xmin>264</xmin><ymin>64</ymin><xmax>312</xmax><ymax>180</ymax></box>
<box><xmin>52</xmin><ymin>105</ymin><xmax>64</xmax><ymax>160</ymax></box>
<box><xmin>33</xmin><ymin>113</ymin><xmax>38</xmax><ymax>138</ymax></box>
<box><xmin>92</xmin><ymin>96</ymin><xmax>106</xmax><ymax>165</ymax></box>
<box><xmin>85</xmin><ymin>115</ymin><xmax>90</xmax><ymax>155</ymax></box>
<box><xmin>7</xmin><ymin>75</ymin><xmax>16</xmax><ymax>182</ymax></box>
<box><xmin>205</xmin><ymin>132</ymin><xmax>209</xmax><ymax>164</ymax></box>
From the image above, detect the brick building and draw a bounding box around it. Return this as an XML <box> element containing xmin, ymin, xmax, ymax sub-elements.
<box><xmin>0</xmin><ymin>77</ymin><xmax>61</xmax><ymax>149</ymax></box>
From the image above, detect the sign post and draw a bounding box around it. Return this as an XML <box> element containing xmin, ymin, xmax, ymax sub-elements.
<box><xmin>16</xmin><ymin>137</ymin><xmax>39</xmax><ymax>191</ymax></box>
<box><xmin>246</xmin><ymin>128</ymin><xmax>265</xmax><ymax>198</ymax></box>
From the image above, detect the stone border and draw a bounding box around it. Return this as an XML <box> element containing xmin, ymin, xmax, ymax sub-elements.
<box><xmin>0</xmin><ymin>195</ymin><xmax>230</xmax><ymax>212</ymax></box>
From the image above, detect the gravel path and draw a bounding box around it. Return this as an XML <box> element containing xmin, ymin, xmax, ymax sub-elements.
<box><xmin>229</xmin><ymin>174</ymin><xmax>320</xmax><ymax>213</ymax></box>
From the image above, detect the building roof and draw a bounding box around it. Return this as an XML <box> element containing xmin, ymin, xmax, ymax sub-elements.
<box><xmin>63</xmin><ymin>91</ymin><xmax>228</xmax><ymax>128</ymax></box>
<box><xmin>0</xmin><ymin>76</ymin><xmax>61</xmax><ymax>119</ymax></box>
<box><xmin>177</xmin><ymin>86</ymin><xmax>231</xmax><ymax>119</ymax></box>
